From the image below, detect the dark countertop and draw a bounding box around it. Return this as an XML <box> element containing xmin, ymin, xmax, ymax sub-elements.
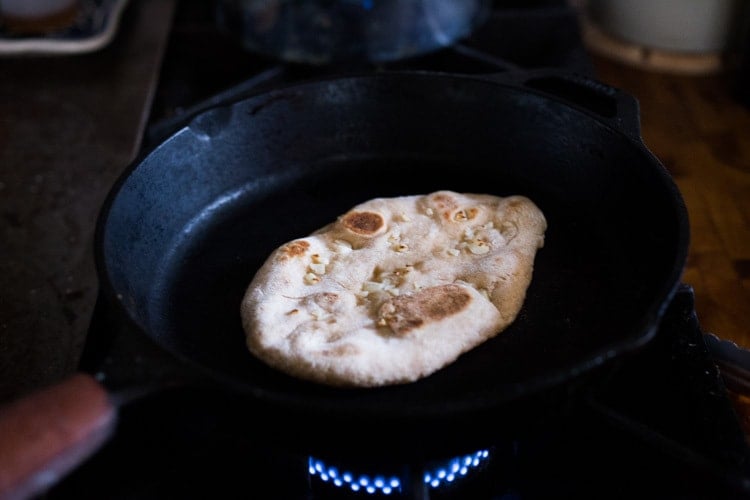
<box><xmin>0</xmin><ymin>0</ymin><xmax>175</xmax><ymax>404</ymax></box>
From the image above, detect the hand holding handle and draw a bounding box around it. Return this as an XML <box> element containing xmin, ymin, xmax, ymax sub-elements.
<box><xmin>0</xmin><ymin>374</ymin><xmax>116</xmax><ymax>500</ymax></box>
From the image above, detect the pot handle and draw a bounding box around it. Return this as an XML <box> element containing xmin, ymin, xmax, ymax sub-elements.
<box><xmin>491</xmin><ymin>70</ymin><xmax>643</xmax><ymax>142</ymax></box>
<box><xmin>0</xmin><ymin>373</ymin><xmax>116</xmax><ymax>500</ymax></box>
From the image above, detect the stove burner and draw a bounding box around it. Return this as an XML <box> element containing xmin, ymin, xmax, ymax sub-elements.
<box><xmin>309</xmin><ymin>457</ymin><xmax>402</xmax><ymax>495</ymax></box>
<box><xmin>308</xmin><ymin>449</ymin><xmax>492</xmax><ymax>497</ymax></box>
<box><xmin>423</xmin><ymin>449</ymin><xmax>491</xmax><ymax>489</ymax></box>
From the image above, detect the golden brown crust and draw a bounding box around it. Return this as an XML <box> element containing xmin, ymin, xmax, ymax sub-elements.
<box><xmin>430</xmin><ymin>192</ymin><xmax>460</xmax><ymax>221</ymax></box>
<box><xmin>277</xmin><ymin>240</ymin><xmax>310</xmax><ymax>261</ymax></box>
<box><xmin>341</xmin><ymin>211</ymin><xmax>385</xmax><ymax>236</ymax></box>
<box><xmin>378</xmin><ymin>284</ymin><xmax>472</xmax><ymax>337</ymax></box>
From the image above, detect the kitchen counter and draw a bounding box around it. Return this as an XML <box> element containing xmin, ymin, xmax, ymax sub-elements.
<box><xmin>0</xmin><ymin>0</ymin><xmax>749</xmax><ymax>426</ymax></box>
<box><xmin>590</xmin><ymin>50</ymin><xmax>750</xmax><ymax>434</ymax></box>
<box><xmin>591</xmin><ymin>57</ymin><xmax>750</xmax><ymax>355</ymax></box>
<box><xmin>0</xmin><ymin>0</ymin><xmax>176</xmax><ymax>403</ymax></box>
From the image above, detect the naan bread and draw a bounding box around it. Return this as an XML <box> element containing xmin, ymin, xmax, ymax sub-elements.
<box><xmin>241</xmin><ymin>190</ymin><xmax>547</xmax><ymax>387</ymax></box>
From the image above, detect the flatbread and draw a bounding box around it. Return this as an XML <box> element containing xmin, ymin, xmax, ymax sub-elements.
<box><xmin>240</xmin><ymin>190</ymin><xmax>547</xmax><ymax>387</ymax></box>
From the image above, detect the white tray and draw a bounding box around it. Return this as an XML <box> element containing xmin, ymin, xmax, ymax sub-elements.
<box><xmin>0</xmin><ymin>0</ymin><xmax>129</xmax><ymax>56</ymax></box>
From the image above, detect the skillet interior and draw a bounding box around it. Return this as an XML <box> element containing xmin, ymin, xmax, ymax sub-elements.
<box><xmin>97</xmin><ymin>72</ymin><xmax>688</xmax><ymax>421</ymax></box>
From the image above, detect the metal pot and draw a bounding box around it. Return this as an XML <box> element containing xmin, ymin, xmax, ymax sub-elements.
<box><xmin>215</xmin><ymin>0</ymin><xmax>492</xmax><ymax>64</ymax></box>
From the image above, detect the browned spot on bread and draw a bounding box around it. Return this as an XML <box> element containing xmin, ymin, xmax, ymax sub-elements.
<box><xmin>431</xmin><ymin>193</ymin><xmax>458</xmax><ymax>210</ymax></box>
<box><xmin>312</xmin><ymin>292</ymin><xmax>339</xmax><ymax>308</ymax></box>
<box><xmin>341</xmin><ymin>211</ymin><xmax>385</xmax><ymax>236</ymax></box>
<box><xmin>278</xmin><ymin>240</ymin><xmax>310</xmax><ymax>261</ymax></box>
<box><xmin>378</xmin><ymin>284</ymin><xmax>472</xmax><ymax>337</ymax></box>
<box><xmin>317</xmin><ymin>292</ymin><xmax>338</xmax><ymax>302</ymax></box>
<box><xmin>452</xmin><ymin>207</ymin><xmax>480</xmax><ymax>222</ymax></box>
<box><xmin>430</xmin><ymin>193</ymin><xmax>459</xmax><ymax>221</ymax></box>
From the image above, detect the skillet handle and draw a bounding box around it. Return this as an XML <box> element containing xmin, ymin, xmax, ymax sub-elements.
<box><xmin>493</xmin><ymin>70</ymin><xmax>643</xmax><ymax>142</ymax></box>
<box><xmin>529</xmin><ymin>72</ymin><xmax>642</xmax><ymax>141</ymax></box>
<box><xmin>0</xmin><ymin>373</ymin><xmax>116</xmax><ymax>500</ymax></box>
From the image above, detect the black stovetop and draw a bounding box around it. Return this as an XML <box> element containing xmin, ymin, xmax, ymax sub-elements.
<box><xmin>49</xmin><ymin>286</ymin><xmax>750</xmax><ymax>499</ymax></box>
<box><xmin>45</xmin><ymin>1</ymin><xmax>750</xmax><ymax>498</ymax></box>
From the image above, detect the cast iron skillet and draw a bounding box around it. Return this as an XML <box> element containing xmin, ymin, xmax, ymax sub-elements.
<box><xmin>0</xmin><ymin>69</ymin><xmax>689</xmax><ymax>498</ymax></box>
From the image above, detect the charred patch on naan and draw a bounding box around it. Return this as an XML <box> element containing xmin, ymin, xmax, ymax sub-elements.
<box><xmin>377</xmin><ymin>284</ymin><xmax>472</xmax><ymax>337</ymax></box>
<box><xmin>452</xmin><ymin>206</ymin><xmax>479</xmax><ymax>222</ymax></box>
<box><xmin>429</xmin><ymin>192</ymin><xmax>459</xmax><ymax>222</ymax></box>
<box><xmin>428</xmin><ymin>192</ymin><xmax>481</xmax><ymax>223</ymax></box>
<box><xmin>277</xmin><ymin>240</ymin><xmax>310</xmax><ymax>261</ymax></box>
<box><xmin>340</xmin><ymin>210</ymin><xmax>385</xmax><ymax>237</ymax></box>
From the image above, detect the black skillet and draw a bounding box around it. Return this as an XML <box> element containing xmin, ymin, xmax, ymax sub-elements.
<box><xmin>0</xmin><ymin>69</ymin><xmax>689</xmax><ymax>498</ymax></box>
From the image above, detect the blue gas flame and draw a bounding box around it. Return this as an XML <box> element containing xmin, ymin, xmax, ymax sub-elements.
<box><xmin>308</xmin><ymin>449</ymin><xmax>490</xmax><ymax>495</ymax></box>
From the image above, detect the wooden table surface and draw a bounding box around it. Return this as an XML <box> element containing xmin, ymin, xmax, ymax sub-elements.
<box><xmin>590</xmin><ymin>55</ymin><xmax>750</xmax><ymax>349</ymax></box>
<box><xmin>589</xmin><ymin>52</ymin><xmax>750</xmax><ymax>436</ymax></box>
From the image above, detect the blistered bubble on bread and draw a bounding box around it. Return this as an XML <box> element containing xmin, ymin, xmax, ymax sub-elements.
<box><xmin>341</xmin><ymin>211</ymin><xmax>386</xmax><ymax>236</ymax></box>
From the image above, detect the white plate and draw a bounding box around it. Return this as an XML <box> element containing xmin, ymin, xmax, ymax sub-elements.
<box><xmin>0</xmin><ymin>0</ymin><xmax>129</xmax><ymax>56</ymax></box>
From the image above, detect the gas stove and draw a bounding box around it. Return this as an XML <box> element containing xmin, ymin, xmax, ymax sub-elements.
<box><xmin>47</xmin><ymin>286</ymin><xmax>750</xmax><ymax>499</ymax></box>
<box><xmin>45</xmin><ymin>1</ymin><xmax>750</xmax><ymax>498</ymax></box>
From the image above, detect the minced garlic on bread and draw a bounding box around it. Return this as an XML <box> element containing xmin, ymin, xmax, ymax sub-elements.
<box><xmin>240</xmin><ymin>191</ymin><xmax>547</xmax><ymax>387</ymax></box>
